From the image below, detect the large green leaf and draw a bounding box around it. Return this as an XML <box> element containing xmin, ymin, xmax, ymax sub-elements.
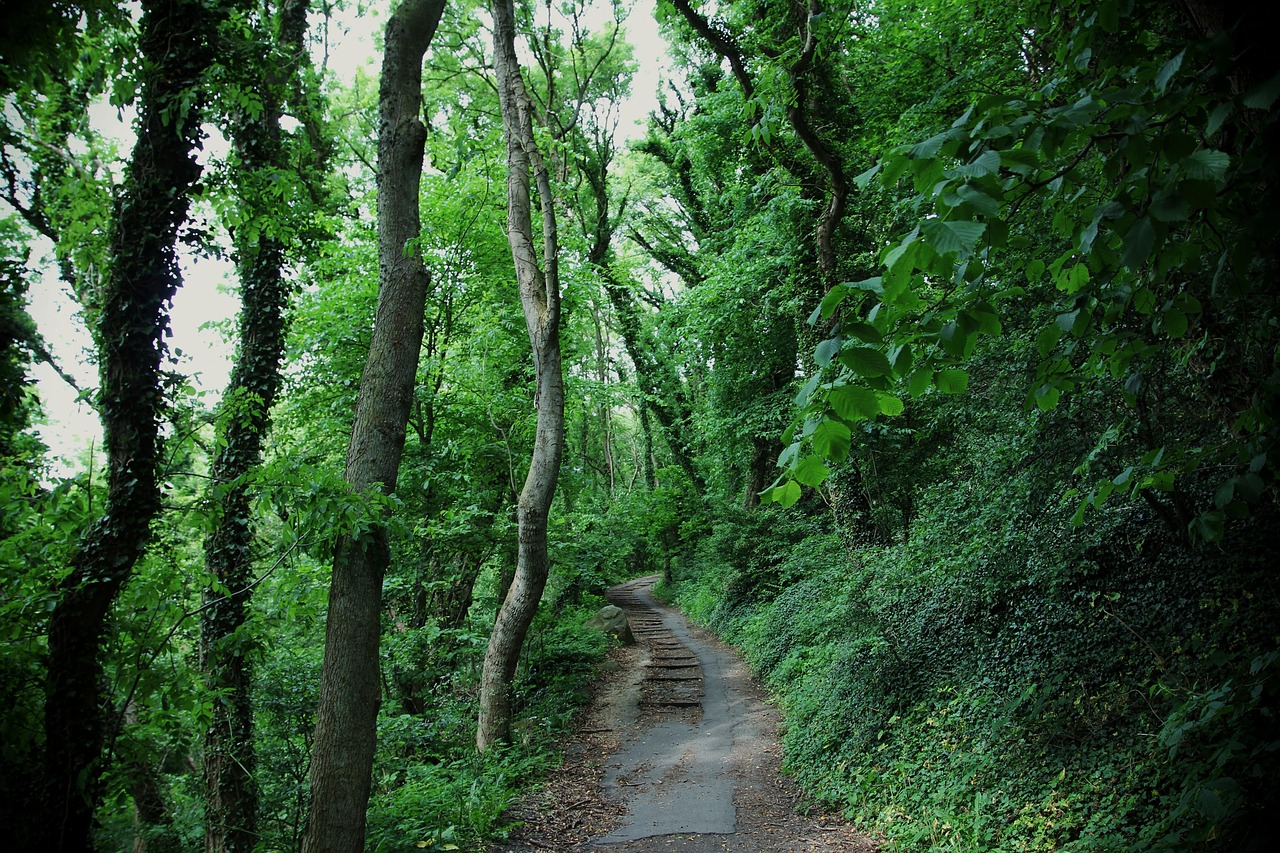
<box><xmin>793</xmin><ymin>454</ymin><xmax>830</xmax><ymax>488</ymax></box>
<box><xmin>954</xmin><ymin>183</ymin><xmax>1001</xmax><ymax>216</ymax></box>
<box><xmin>828</xmin><ymin>385</ymin><xmax>880</xmax><ymax>420</ymax></box>
<box><xmin>908</xmin><ymin>368</ymin><xmax>934</xmax><ymax>397</ymax></box>
<box><xmin>817</xmin><ymin>284</ymin><xmax>851</xmax><ymax>321</ymax></box>
<box><xmin>936</xmin><ymin>369</ymin><xmax>969</xmax><ymax>394</ymax></box>
<box><xmin>810</xmin><ymin>419</ymin><xmax>851</xmax><ymax>461</ymax></box>
<box><xmin>1180</xmin><ymin>149</ymin><xmax>1229</xmax><ymax>181</ymax></box>
<box><xmin>1121</xmin><ymin>216</ymin><xmax>1156</xmax><ymax>270</ymax></box>
<box><xmin>815</xmin><ymin>338</ymin><xmax>841</xmax><ymax>367</ymax></box>
<box><xmin>875</xmin><ymin>392</ymin><xmax>905</xmax><ymax>416</ymax></box>
<box><xmin>767</xmin><ymin>480</ymin><xmax>802</xmax><ymax>508</ymax></box>
<box><xmin>951</xmin><ymin>149</ymin><xmax>1001</xmax><ymax>179</ymax></box>
<box><xmin>837</xmin><ymin>345</ymin><xmax>893</xmax><ymax>378</ymax></box>
<box><xmin>921</xmin><ymin>219</ymin><xmax>986</xmax><ymax>255</ymax></box>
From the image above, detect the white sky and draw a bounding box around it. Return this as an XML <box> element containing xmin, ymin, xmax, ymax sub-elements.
<box><xmin>25</xmin><ymin>0</ymin><xmax>670</xmax><ymax>472</ymax></box>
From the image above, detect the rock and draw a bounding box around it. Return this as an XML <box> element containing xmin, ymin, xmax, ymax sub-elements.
<box><xmin>585</xmin><ymin>604</ymin><xmax>634</xmax><ymax>645</ymax></box>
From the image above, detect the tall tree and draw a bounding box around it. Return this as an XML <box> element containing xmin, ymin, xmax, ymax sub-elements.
<box><xmin>201</xmin><ymin>1</ymin><xmax>323</xmax><ymax>850</ymax></box>
<box><xmin>34</xmin><ymin>0</ymin><xmax>227</xmax><ymax>847</ymax></box>
<box><xmin>476</xmin><ymin>0</ymin><xmax>567</xmax><ymax>752</ymax></box>
<box><xmin>301</xmin><ymin>1</ymin><xmax>445</xmax><ymax>850</ymax></box>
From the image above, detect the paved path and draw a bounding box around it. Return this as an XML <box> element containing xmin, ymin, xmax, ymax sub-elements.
<box><xmin>493</xmin><ymin>575</ymin><xmax>873</xmax><ymax>852</ymax></box>
<box><xmin>594</xmin><ymin>576</ymin><xmax>741</xmax><ymax>841</ymax></box>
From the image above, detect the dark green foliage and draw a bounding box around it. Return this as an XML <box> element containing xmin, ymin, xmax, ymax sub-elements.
<box><xmin>667</xmin><ymin>352</ymin><xmax>1280</xmax><ymax>849</ymax></box>
<box><xmin>0</xmin><ymin>229</ymin><xmax>40</xmax><ymax>455</ymax></box>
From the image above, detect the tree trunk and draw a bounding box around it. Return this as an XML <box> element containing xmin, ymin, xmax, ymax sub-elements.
<box><xmin>38</xmin><ymin>0</ymin><xmax>221</xmax><ymax>847</ymax></box>
<box><xmin>202</xmin><ymin>4</ymin><xmax>313</xmax><ymax>851</ymax></box>
<box><xmin>477</xmin><ymin>0</ymin><xmax>567</xmax><ymax>753</ymax></box>
<box><xmin>579</xmin><ymin>140</ymin><xmax>703</xmax><ymax>493</ymax></box>
<box><xmin>300</xmin><ymin>2</ymin><xmax>444</xmax><ymax>851</ymax></box>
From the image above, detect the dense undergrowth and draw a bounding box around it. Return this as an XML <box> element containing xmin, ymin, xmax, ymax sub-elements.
<box><xmin>661</xmin><ymin>442</ymin><xmax>1278</xmax><ymax>851</ymax></box>
<box><xmin>82</xmin><ymin>551</ymin><xmax>616</xmax><ymax>853</ymax></box>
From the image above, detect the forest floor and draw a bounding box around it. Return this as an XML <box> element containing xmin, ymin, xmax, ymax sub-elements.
<box><xmin>491</xmin><ymin>576</ymin><xmax>876</xmax><ymax>852</ymax></box>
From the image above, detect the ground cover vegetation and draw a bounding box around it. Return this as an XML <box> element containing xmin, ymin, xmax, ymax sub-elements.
<box><xmin>0</xmin><ymin>0</ymin><xmax>1275</xmax><ymax>850</ymax></box>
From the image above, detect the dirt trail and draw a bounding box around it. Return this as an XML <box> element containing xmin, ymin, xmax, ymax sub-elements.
<box><xmin>493</xmin><ymin>576</ymin><xmax>874</xmax><ymax>852</ymax></box>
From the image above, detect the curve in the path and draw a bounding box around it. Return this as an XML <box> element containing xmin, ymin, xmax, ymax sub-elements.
<box><xmin>593</xmin><ymin>575</ymin><xmax>748</xmax><ymax>844</ymax></box>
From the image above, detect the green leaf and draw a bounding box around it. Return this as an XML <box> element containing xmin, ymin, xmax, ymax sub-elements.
<box><xmin>817</xmin><ymin>285</ymin><xmax>851</xmax><ymax>321</ymax></box>
<box><xmin>1206</xmin><ymin>102</ymin><xmax>1232</xmax><ymax>136</ymax></box>
<box><xmin>828</xmin><ymin>385</ymin><xmax>880</xmax><ymax>420</ymax></box>
<box><xmin>908</xmin><ymin>368</ymin><xmax>933</xmax><ymax>397</ymax></box>
<box><xmin>777</xmin><ymin>441</ymin><xmax>801</xmax><ymax>468</ymax></box>
<box><xmin>810</xmin><ymin>419</ymin><xmax>852</xmax><ymax>461</ymax></box>
<box><xmin>845</xmin><ymin>322</ymin><xmax>883</xmax><ymax>344</ymax></box>
<box><xmin>1026</xmin><ymin>259</ymin><xmax>1046</xmax><ymax>282</ymax></box>
<box><xmin>909</xmin><ymin>131</ymin><xmax>950</xmax><ymax>159</ymax></box>
<box><xmin>1034</xmin><ymin>382</ymin><xmax>1062</xmax><ymax>411</ymax></box>
<box><xmin>853</xmin><ymin>162</ymin><xmax>882</xmax><ymax>189</ymax></box>
<box><xmin>1132</xmin><ymin>287</ymin><xmax>1157</xmax><ymax>314</ymax></box>
<box><xmin>769</xmin><ymin>480</ymin><xmax>803</xmax><ymax>508</ymax></box>
<box><xmin>1180</xmin><ymin>149</ymin><xmax>1230</xmax><ymax>181</ymax></box>
<box><xmin>936</xmin><ymin>369</ymin><xmax>969</xmax><ymax>394</ymax></box>
<box><xmin>1037</xmin><ymin>324</ymin><xmax>1063</xmax><ymax>357</ymax></box>
<box><xmin>1056</xmin><ymin>263</ymin><xmax>1089</xmax><ymax>294</ymax></box>
<box><xmin>920</xmin><ymin>219</ymin><xmax>986</xmax><ymax>255</ymax></box>
<box><xmin>875</xmin><ymin>392</ymin><xmax>905</xmax><ymax>416</ymax></box>
<box><xmin>1121</xmin><ymin>216</ymin><xmax>1156</xmax><ymax>270</ymax></box>
<box><xmin>794</xmin><ymin>375</ymin><xmax>820</xmax><ymax>407</ymax></box>
<box><xmin>848</xmin><ymin>276</ymin><xmax>884</xmax><ymax>293</ymax></box>
<box><xmin>1242</xmin><ymin>70</ymin><xmax>1280</xmax><ymax>110</ymax></box>
<box><xmin>1149</xmin><ymin>191</ymin><xmax>1190</xmax><ymax>222</ymax></box>
<box><xmin>837</xmin><ymin>345</ymin><xmax>893</xmax><ymax>378</ymax></box>
<box><xmin>1163</xmin><ymin>309</ymin><xmax>1188</xmax><ymax>339</ymax></box>
<box><xmin>888</xmin><ymin>342</ymin><xmax>913</xmax><ymax>375</ymax></box>
<box><xmin>815</xmin><ymin>338</ymin><xmax>841</xmax><ymax>367</ymax></box>
<box><xmin>1154</xmin><ymin>49</ymin><xmax>1184</xmax><ymax>94</ymax></box>
<box><xmin>793</xmin><ymin>454</ymin><xmax>830</xmax><ymax>488</ymax></box>
<box><xmin>940</xmin><ymin>321</ymin><xmax>970</xmax><ymax>358</ymax></box>
<box><xmin>954</xmin><ymin>183</ymin><xmax>1002</xmax><ymax>216</ymax></box>
<box><xmin>952</xmin><ymin>150</ymin><xmax>1001</xmax><ymax>178</ymax></box>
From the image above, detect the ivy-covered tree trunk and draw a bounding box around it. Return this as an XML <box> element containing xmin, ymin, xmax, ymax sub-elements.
<box><xmin>37</xmin><ymin>0</ymin><xmax>222</xmax><ymax>847</ymax></box>
<box><xmin>201</xmin><ymin>3</ymin><xmax>314</xmax><ymax>851</ymax></box>
<box><xmin>477</xmin><ymin>0</ymin><xmax>567</xmax><ymax>753</ymax></box>
<box><xmin>33</xmin><ymin>0</ymin><xmax>222</xmax><ymax>845</ymax></box>
<box><xmin>300</xmin><ymin>1</ymin><xmax>444</xmax><ymax>850</ymax></box>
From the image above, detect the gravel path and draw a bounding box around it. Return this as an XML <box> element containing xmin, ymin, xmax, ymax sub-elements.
<box><xmin>492</xmin><ymin>576</ymin><xmax>875</xmax><ymax>852</ymax></box>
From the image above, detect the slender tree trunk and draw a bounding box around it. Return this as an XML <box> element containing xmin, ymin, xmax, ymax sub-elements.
<box><xmin>37</xmin><ymin>1</ymin><xmax>221</xmax><ymax>847</ymax></box>
<box><xmin>591</xmin><ymin>300</ymin><xmax>616</xmax><ymax>492</ymax></box>
<box><xmin>477</xmin><ymin>0</ymin><xmax>567</xmax><ymax>753</ymax></box>
<box><xmin>201</xmin><ymin>4</ymin><xmax>314</xmax><ymax>851</ymax></box>
<box><xmin>640</xmin><ymin>403</ymin><xmax>657</xmax><ymax>490</ymax></box>
<box><xmin>300</xmin><ymin>2</ymin><xmax>444</xmax><ymax>850</ymax></box>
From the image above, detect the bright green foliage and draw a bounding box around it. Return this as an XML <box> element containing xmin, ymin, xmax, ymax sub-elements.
<box><xmin>776</xmin><ymin>0</ymin><xmax>1279</xmax><ymax>542</ymax></box>
<box><xmin>3</xmin><ymin>0</ymin><xmax>1276</xmax><ymax>850</ymax></box>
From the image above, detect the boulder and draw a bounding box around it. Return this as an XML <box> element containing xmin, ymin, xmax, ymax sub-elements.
<box><xmin>585</xmin><ymin>604</ymin><xmax>634</xmax><ymax>645</ymax></box>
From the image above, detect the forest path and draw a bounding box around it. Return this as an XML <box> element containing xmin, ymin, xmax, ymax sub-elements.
<box><xmin>492</xmin><ymin>576</ymin><xmax>874</xmax><ymax>852</ymax></box>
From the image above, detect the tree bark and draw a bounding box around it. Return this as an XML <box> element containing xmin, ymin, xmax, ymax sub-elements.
<box><xmin>477</xmin><ymin>0</ymin><xmax>567</xmax><ymax>753</ymax></box>
<box><xmin>300</xmin><ymin>1</ymin><xmax>444</xmax><ymax>850</ymax></box>
<box><xmin>38</xmin><ymin>0</ymin><xmax>221</xmax><ymax>848</ymax></box>
<box><xmin>202</xmin><ymin>4</ymin><xmax>314</xmax><ymax>852</ymax></box>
